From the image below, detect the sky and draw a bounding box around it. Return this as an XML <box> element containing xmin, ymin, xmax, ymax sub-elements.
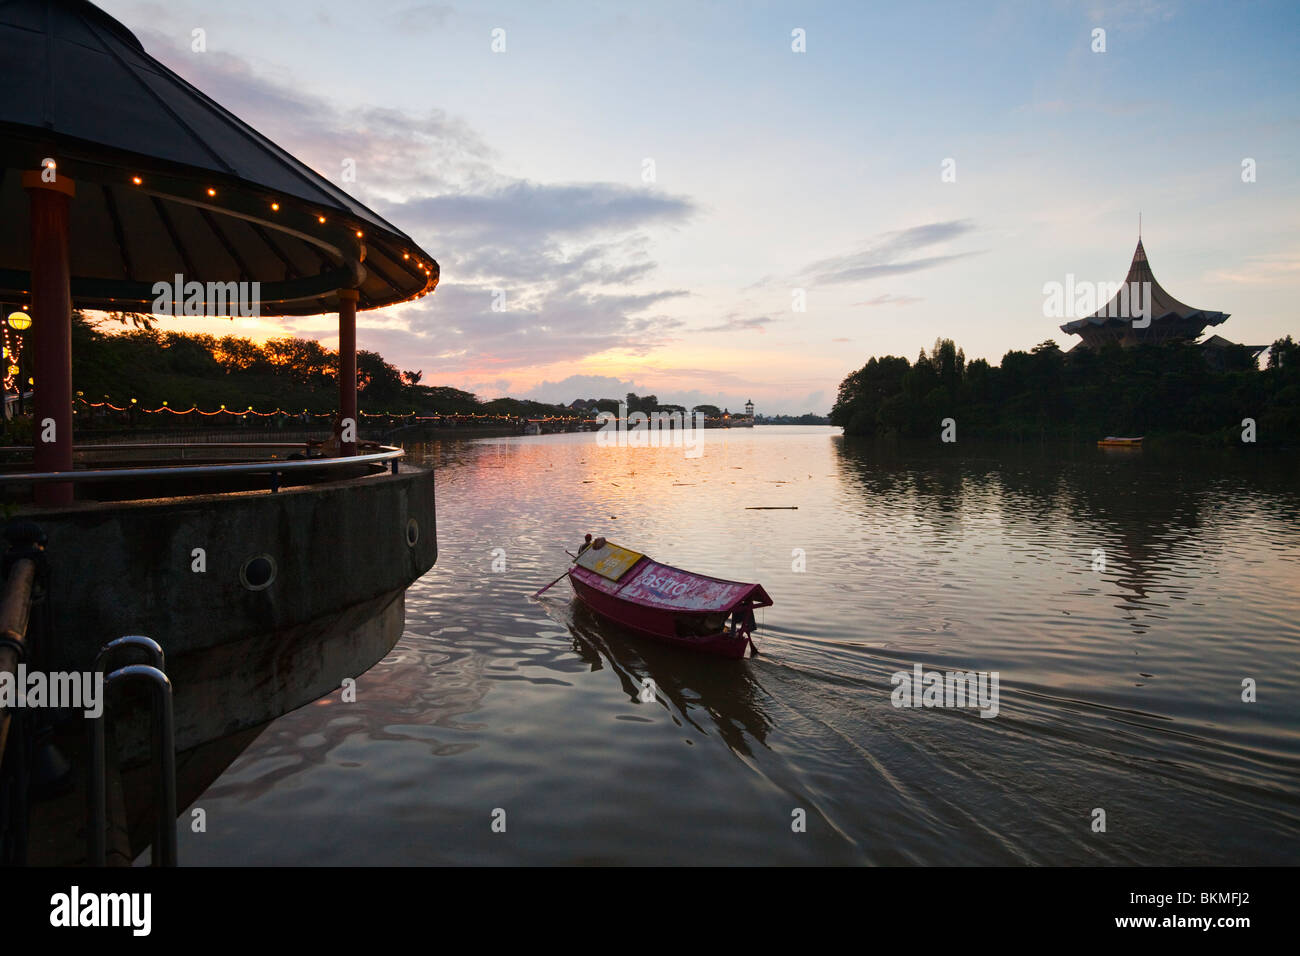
<box><xmin>98</xmin><ymin>0</ymin><xmax>1300</xmax><ymax>414</ymax></box>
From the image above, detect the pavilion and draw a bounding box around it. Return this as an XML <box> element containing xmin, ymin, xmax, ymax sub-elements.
<box><xmin>0</xmin><ymin>0</ymin><xmax>439</xmax><ymax>505</ymax></box>
<box><xmin>1060</xmin><ymin>237</ymin><xmax>1228</xmax><ymax>349</ymax></box>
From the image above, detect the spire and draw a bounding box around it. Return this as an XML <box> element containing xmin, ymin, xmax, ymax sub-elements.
<box><xmin>1059</xmin><ymin>232</ymin><xmax>1230</xmax><ymax>340</ymax></box>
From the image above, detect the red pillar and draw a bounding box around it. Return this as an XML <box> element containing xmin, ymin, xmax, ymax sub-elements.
<box><xmin>337</xmin><ymin>289</ymin><xmax>359</xmax><ymax>456</ymax></box>
<box><xmin>24</xmin><ymin>172</ymin><xmax>76</xmax><ymax>507</ymax></box>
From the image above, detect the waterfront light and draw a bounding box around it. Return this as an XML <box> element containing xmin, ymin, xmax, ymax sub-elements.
<box><xmin>7</xmin><ymin>311</ymin><xmax>31</xmax><ymax>330</ymax></box>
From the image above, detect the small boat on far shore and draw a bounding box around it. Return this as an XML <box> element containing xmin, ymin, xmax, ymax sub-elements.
<box><xmin>542</xmin><ymin>536</ymin><xmax>772</xmax><ymax>659</ymax></box>
<box><xmin>1097</xmin><ymin>436</ymin><xmax>1144</xmax><ymax>448</ymax></box>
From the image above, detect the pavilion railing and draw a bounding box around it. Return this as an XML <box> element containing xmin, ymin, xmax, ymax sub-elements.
<box><xmin>0</xmin><ymin>442</ymin><xmax>405</xmax><ymax>487</ymax></box>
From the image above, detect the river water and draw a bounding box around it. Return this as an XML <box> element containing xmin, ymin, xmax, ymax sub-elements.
<box><xmin>177</xmin><ymin>426</ymin><xmax>1300</xmax><ymax>865</ymax></box>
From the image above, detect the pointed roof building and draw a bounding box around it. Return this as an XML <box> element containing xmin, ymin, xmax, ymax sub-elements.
<box><xmin>1060</xmin><ymin>238</ymin><xmax>1228</xmax><ymax>348</ymax></box>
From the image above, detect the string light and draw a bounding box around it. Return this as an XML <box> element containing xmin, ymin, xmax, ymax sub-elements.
<box><xmin>270</xmin><ymin>202</ymin><xmax>280</xmax><ymax>211</ymax></box>
<box><xmin>132</xmin><ymin>176</ymin><xmax>142</xmax><ymax>185</ymax></box>
<box><xmin>1</xmin><ymin>323</ymin><xmax>21</xmax><ymax>391</ymax></box>
<box><xmin>207</xmin><ymin>187</ymin><xmax>217</xmax><ymax>197</ymax></box>
<box><xmin>69</xmin><ymin>397</ymin><xmax>574</xmax><ymax>423</ymax></box>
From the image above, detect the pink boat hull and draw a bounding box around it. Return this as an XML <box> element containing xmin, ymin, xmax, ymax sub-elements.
<box><xmin>568</xmin><ymin>571</ymin><xmax>753</xmax><ymax>658</ymax></box>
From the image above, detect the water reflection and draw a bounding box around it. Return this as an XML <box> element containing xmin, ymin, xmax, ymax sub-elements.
<box><xmin>552</xmin><ymin>599</ymin><xmax>772</xmax><ymax>756</ymax></box>
<box><xmin>175</xmin><ymin>429</ymin><xmax>1300</xmax><ymax>865</ymax></box>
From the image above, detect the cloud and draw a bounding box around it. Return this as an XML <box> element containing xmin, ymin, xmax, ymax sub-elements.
<box><xmin>517</xmin><ymin>371</ymin><xmax>794</xmax><ymax>414</ymax></box>
<box><xmin>1207</xmin><ymin>254</ymin><xmax>1300</xmax><ymax>286</ymax></box>
<box><xmin>1085</xmin><ymin>0</ymin><xmax>1177</xmax><ymax>32</ymax></box>
<box><xmin>133</xmin><ymin>29</ymin><xmax>498</xmax><ymax>201</ymax></box>
<box><xmin>393</xmin><ymin>3</ymin><xmax>457</xmax><ymax>31</ymax></box>
<box><xmin>801</xmin><ymin>220</ymin><xmax>980</xmax><ymax>285</ymax></box>
<box><xmin>853</xmin><ymin>294</ymin><xmax>925</xmax><ymax>306</ymax></box>
<box><xmin>697</xmin><ymin>314</ymin><xmax>774</xmax><ymax>333</ymax></box>
<box><xmin>129</xmin><ymin>28</ymin><xmax>698</xmax><ymax>376</ymax></box>
<box><xmin>1014</xmin><ymin>98</ymin><xmax>1158</xmax><ymax>117</ymax></box>
<box><xmin>380</xmin><ymin>183</ymin><xmax>693</xmax><ymax>287</ymax></box>
<box><xmin>385</xmin><ymin>182</ymin><xmax>692</xmax><ymax>244</ymax></box>
<box><xmin>339</xmin><ymin>285</ymin><xmax>689</xmax><ymax>375</ymax></box>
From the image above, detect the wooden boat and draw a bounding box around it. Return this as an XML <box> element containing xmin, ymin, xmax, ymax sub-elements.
<box><xmin>561</xmin><ymin>537</ymin><xmax>772</xmax><ymax>659</ymax></box>
<box><xmin>1097</xmin><ymin>436</ymin><xmax>1144</xmax><ymax>448</ymax></box>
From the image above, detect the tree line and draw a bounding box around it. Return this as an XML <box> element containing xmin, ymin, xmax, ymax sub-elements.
<box><xmin>59</xmin><ymin>312</ymin><xmax>573</xmax><ymax>418</ymax></box>
<box><xmin>830</xmin><ymin>336</ymin><xmax>1300</xmax><ymax>445</ymax></box>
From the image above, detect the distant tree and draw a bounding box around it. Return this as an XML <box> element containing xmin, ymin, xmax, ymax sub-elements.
<box><xmin>264</xmin><ymin>337</ymin><xmax>334</xmax><ymax>385</ymax></box>
<box><xmin>215</xmin><ymin>335</ymin><xmax>270</xmax><ymax>374</ymax></box>
<box><xmin>930</xmin><ymin>338</ymin><xmax>965</xmax><ymax>398</ymax></box>
<box><xmin>357</xmin><ymin>350</ymin><xmax>404</xmax><ymax>401</ymax></box>
<box><xmin>1267</xmin><ymin>335</ymin><xmax>1298</xmax><ymax>370</ymax></box>
<box><xmin>831</xmin><ymin>333</ymin><xmax>1300</xmax><ymax>445</ymax></box>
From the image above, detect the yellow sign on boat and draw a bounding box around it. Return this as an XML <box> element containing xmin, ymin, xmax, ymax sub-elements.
<box><xmin>575</xmin><ymin>542</ymin><xmax>644</xmax><ymax>581</ymax></box>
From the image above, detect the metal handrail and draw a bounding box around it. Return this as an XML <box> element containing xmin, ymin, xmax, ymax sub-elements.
<box><xmin>1</xmin><ymin>443</ymin><xmax>319</xmax><ymax>454</ymax></box>
<box><xmin>74</xmin><ymin>443</ymin><xmax>319</xmax><ymax>451</ymax></box>
<box><xmin>0</xmin><ymin>558</ymin><xmax>36</xmax><ymax>761</ymax></box>
<box><xmin>89</xmin><ymin>662</ymin><xmax>177</xmax><ymax>867</ymax></box>
<box><xmin>0</xmin><ymin>444</ymin><xmax>404</xmax><ymax>485</ymax></box>
<box><xmin>89</xmin><ymin>636</ymin><xmax>166</xmax><ymax>867</ymax></box>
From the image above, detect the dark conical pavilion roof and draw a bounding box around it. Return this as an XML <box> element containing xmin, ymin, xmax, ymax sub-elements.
<box><xmin>1060</xmin><ymin>239</ymin><xmax>1227</xmax><ymax>334</ymax></box>
<box><xmin>0</xmin><ymin>0</ymin><xmax>438</xmax><ymax>316</ymax></box>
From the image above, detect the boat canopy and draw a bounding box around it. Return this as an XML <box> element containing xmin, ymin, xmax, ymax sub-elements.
<box><xmin>572</xmin><ymin>541</ymin><xmax>772</xmax><ymax>614</ymax></box>
<box><xmin>574</xmin><ymin>542</ymin><xmax>644</xmax><ymax>581</ymax></box>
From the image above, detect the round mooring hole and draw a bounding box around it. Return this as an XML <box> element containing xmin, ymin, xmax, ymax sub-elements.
<box><xmin>240</xmin><ymin>554</ymin><xmax>277</xmax><ymax>591</ymax></box>
<box><xmin>406</xmin><ymin>518</ymin><xmax>420</xmax><ymax>547</ymax></box>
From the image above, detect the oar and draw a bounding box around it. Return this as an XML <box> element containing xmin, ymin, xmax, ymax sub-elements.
<box><xmin>532</xmin><ymin>567</ymin><xmax>571</xmax><ymax>598</ymax></box>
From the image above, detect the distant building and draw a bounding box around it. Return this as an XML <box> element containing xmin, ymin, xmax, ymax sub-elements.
<box><xmin>744</xmin><ymin>399</ymin><xmax>754</xmax><ymax>417</ymax></box>
<box><xmin>1200</xmin><ymin>334</ymin><xmax>1268</xmax><ymax>371</ymax></box>
<box><xmin>1061</xmin><ymin>237</ymin><xmax>1229</xmax><ymax>348</ymax></box>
